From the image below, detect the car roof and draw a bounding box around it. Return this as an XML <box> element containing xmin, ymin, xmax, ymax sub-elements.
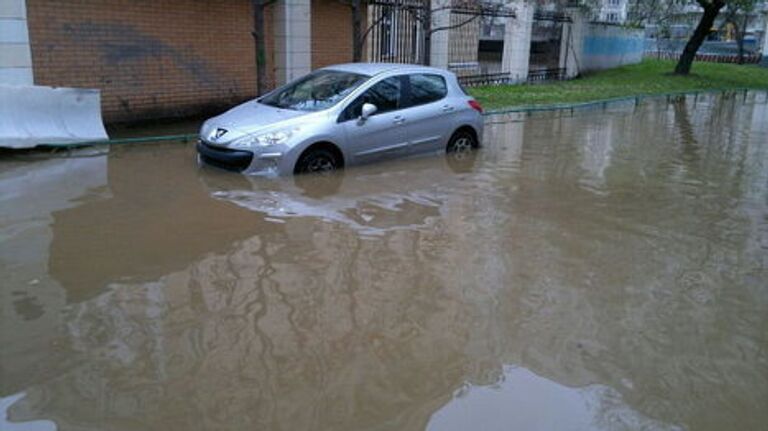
<box><xmin>322</xmin><ymin>63</ymin><xmax>449</xmax><ymax>77</ymax></box>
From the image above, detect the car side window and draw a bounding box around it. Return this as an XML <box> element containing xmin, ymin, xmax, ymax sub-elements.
<box><xmin>406</xmin><ymin>74</ymin><xmax>447</xmax><ymax>106</ymax></box>
<box><xmin>340</xmin><ymin>76</ymin><xmax>402</xmax><ymax>121</ymax></box>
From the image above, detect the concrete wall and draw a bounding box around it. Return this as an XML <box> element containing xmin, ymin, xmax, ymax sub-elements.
<box><xmin>580</xmin><ymin>23</ymin><xmax>644</xmax><ymax>73</ymax></box>
<box><xmin>0</xmin><ymin>0</ymin><xmax>33</xmax><ymax>85</ymax></box>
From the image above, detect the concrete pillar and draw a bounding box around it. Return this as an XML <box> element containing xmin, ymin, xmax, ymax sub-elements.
<box><xmin>0</xmin><ymin>0</ymin><xmax>33</xmax><ymax>85</ymax></box>
<box><xmin>761</xmin><ymin>12</ymin><xmax>768</xmax><ymax>67</ymax></box>
<box><xmin>430</xmin><ymin>0</ymin><xmax>451</xmax><ymax>69</ymax></box>
<box><xmin>501</xmin><ymin>0</ymin><xmax>533</xmax><ymax>83</ymax></box>
<box><xmin>560</xmin><ymin>7</ymin><xmax>585</xmax><ymax>78</ymax></box>
<box><xmin>558</xmin><ymin>22</ymin><xmax>569</xmax><ymax>73</ymax></box>
<box><xmin>274</xmin><ymin>0</ymin><xmax>311</xmax><ymax>85</ymax></box>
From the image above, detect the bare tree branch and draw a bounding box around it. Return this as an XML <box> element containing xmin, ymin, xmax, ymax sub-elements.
<box><xmin>429</xmin><ymin>13</ymin><xmax>481</xmax><ymax>34</ymax></box>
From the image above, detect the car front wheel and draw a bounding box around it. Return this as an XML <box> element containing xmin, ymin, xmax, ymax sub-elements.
<box><xmin>295</xmin><ymin>147</ymin><xmax>342</xmax><ymax>175</ymax></box>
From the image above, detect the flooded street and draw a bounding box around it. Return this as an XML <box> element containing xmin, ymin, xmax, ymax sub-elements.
<box><xmin>1</xmin><ymin>92</ymin><xmax>767</xmax><ymax>430</ymax></box>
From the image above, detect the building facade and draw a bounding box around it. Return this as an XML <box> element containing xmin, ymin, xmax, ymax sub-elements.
<box><xmin>1</xmin><ymin>0</ymin><xmax>652</xmax><ymax>127</ymax></box>
<box><xmin>8</xmin><ymin>0</ymin><xmax>358</xmax><ymax>123</ymax></box>
<box><xmin>597</xmin><ymin>0</ymin><xmax>628</xmax><ymax>24</ymax></box>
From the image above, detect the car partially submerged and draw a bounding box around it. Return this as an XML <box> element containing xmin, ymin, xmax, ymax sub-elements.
<box><xmin>197</xmin><ymin>63</ymin><xmax>484</xmax><ymax>176</ymax></box>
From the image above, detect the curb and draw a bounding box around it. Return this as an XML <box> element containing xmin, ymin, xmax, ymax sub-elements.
<box><xmin>40</xmin><ymin>133</ymin><xmax>199</xmax><ymax>148</ymax></box>
<box><xmin>482</xmin><ymin>87</ymin><xmax>767</xmax><ymax>116</ymax></box>
<box><xmin>31</xmin><ymin>88</ymin><xmax>768</xmax><ymax>149</ymax></box>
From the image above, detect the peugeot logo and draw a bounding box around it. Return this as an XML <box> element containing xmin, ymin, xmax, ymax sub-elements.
<box><xmin>213</xmin><ymin>128</ymin><xmax>228</xmax><ymax>140</ymax></box>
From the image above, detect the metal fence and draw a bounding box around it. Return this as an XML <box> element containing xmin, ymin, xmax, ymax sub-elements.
<box><xmin>532</xmin><ymin>10</ymin><xmax>572</xmax><ymax>23</ymax></box>
<box><xmin>643</xmin><ymin>51</ymin><xmax>762</xmax><ymax>64</ymax></box>
<box><xmin>529</xmin><ymin>10</ymin><xmax>570</xmax><ymax>74</ymax></box>
<box><xmin>527</xmin><ymin>68</ymin><xmax>566</xmax><ymax>82</ymax></box>
<box><xmin>458</xmin><ymin>72</ymin><xmax>512</xmax><ymax>87</ymax></box>
<box><xmin>366</xmin><ymin>0</ymin><xmax>428</xmax><ymax>64</ymax></box>
<box><xmin>447</xmin><ymin>2</ymin><xmax>515</xmax><ymax>82</ymax></box>
<box><xmin>365</xmin><ymin>2</ymin><xmax>573</xmax><ymax>86</ymax></box>
<box><xmin>457</xmin><ymin>68</ymin><xmax>568</xmax><ymax>87</ymax></box>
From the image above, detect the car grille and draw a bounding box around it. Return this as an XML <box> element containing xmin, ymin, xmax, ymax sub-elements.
<box><xmin>197</xmin><ymin>141</ymin><xmax>254</xmax><ymax>172</ymax></box>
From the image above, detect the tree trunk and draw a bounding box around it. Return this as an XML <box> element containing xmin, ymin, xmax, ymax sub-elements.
<box><xmin>252</xmin><ymin>0</ymin><xmax>268</xmax><ymax>95</ymax></box>
<box><xmin>351</xmin><ymin>0</ymin><xmax>362</xmax><ymax>62</ymax></box>
<box><xmin>674</xmin><ymin>1</ymin><xmax>725</xmax><ymax>75</ymax></box>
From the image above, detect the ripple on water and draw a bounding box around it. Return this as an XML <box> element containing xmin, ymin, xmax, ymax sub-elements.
<box><xmin>1</xmin><ymin>92</ymin><xmax>767</xmax><ymax>430</ymax></box>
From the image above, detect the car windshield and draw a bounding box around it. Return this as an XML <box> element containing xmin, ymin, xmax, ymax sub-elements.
<box><xmin>259</xmin><ymin>70</ymin><xmax>369</xmax><ymax>112</ymax></box>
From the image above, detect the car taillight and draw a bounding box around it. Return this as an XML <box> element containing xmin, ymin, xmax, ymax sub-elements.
<box><xmin>468</xmin><ymin>100</ymin><xmax>483</xmax><ymax>113</ymax></box>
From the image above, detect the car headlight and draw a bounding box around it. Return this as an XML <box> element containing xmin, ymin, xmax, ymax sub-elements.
<box><xmin>230</xmin><ymin>128</ymin><xmax>297</xmax><ymax>148</ymax></box>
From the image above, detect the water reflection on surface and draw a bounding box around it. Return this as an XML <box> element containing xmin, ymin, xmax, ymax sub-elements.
<box><xmin>1</xmin><ymin>92</ymin><xmax>767</xmax><ymax>430</ymax></box>
<box><xmin>427</xmin><ymin>365</ymin><xmax>681</xmax><ymax>431</ymax></box>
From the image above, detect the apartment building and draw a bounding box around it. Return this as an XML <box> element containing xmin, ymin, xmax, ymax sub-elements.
<box><xmin>597</xmin><ymin>0</ymin><xmax>628</xmax><ymax>24</ymax></box>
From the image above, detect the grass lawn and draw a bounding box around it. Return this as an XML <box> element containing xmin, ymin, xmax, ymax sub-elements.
<box><xmin>469</xmin><ymin>59</ymin><xmax>768</xmax><ymax>111</ymax></box>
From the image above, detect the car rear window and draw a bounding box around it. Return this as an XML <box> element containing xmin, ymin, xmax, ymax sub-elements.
<box><xmin>407</xmin><ymin>74</ymin><xmax>447</xmax><ymax>106</ymax></box>
<box><xmin>457</xmin><ymin>80</ymin><xmax>470</xmax><ymax>95</ymax></box>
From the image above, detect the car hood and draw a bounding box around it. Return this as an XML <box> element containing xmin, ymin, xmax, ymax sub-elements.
<box><xmin>201</xmin><ymin>100</ymin><xmax>314</xmax><ymax>144</ymax></box>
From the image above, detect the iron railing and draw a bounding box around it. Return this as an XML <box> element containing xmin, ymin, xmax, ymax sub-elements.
<box><xmin>643</xmin><ymin>51</ymin><xmax>762</xmax><ymax>64</ymax></box>
<box><xmin>367</xmin><ymin>0</ymin><xmax>428</xmax><ymax>64</ymax></box>
<box><xmin>530</xmin><ymin>10</ymin><xmax>567</xmax><ymax>71</ymax></box>
<box><xmin>458</xmin><ymin>72</ymin><xmax>512</xmax><ymax>87</ymax></box>
<box><xmin>532</xmin><ymin>11</ymin><xmax>572</xmax><ymax>23</ymax></box>
<box><xmin>457</xmin><ymin>67</ymin><xmax>568</xmax><ymax>87</ymax></box>
<box><xmin>527</xmin><ymin>68</ymin><xmax>566</xmax><ymax>82</ymax></box>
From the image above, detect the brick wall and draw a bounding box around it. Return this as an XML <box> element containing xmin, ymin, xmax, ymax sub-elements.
<box><xmin>27</xmin><ymin>0</ymin><xmax>274</xmax><ymax>123</ymax></box>
<box><xmin>311</xmin><ymin>0</ymin><xmax>355</xmax><ymax>69</ymax></box>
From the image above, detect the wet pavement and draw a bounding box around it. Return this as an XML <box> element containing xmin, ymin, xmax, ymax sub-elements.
<box><xmin>1</xmin><ymin>92</ymin><xmax>767</xmax><ymax>431</ymax></box>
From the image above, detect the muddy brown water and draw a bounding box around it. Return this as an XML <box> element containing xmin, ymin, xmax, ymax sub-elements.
<box><xmin>1</xmin><ymin>93</ymin><xmax>767</xmax><ymax>431</ymax></box>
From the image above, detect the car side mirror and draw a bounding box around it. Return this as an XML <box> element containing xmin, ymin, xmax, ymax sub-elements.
<box><xmin>360</xmin><ymin>103</ymin><xmax>378</xmax><ymax>121</ymax></box>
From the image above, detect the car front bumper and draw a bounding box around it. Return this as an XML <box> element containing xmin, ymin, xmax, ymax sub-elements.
<box><xmin>197</xmin><ymin>140</ymin><xmax>254</xmax><ymax>172</ymax></box>
<box><xmin>197</xmin><ymin>140</ymin><xmax>290</xmax><ymax>176</ymax></box>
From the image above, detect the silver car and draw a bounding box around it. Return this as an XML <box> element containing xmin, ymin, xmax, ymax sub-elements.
<box><xmin>197</xmin><ymin>63</ymin><xmax>484</xmax><ymax>176</ymax></box>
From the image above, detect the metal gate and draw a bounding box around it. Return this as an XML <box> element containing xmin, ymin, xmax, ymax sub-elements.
<box><xmin>528</xmin><ymin>10</ymin><xmax>570</xmax><ymax>82</ymax></box>
<box><xmin>449</xmin><ymin>2</ymin><xmax>516</xmax><ymax>87</ymax></box>
<box><xmin>366</xmin><ymin>0</ymin><xmax>429</xmax><ymax>64</ymax></box>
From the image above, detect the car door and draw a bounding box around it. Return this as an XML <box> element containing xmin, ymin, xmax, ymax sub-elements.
<box><xmin>339</xmin><ymin>76</ymin><xmax>409</xmax><ymax>164</ymax></box>
<box><xmin>400</xmin><ymin>73</ymin><xmax>453</xmax><ymax>155</ymax></box>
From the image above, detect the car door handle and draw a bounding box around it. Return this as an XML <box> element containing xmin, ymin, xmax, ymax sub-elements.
<box><xmin>441</xmin><ymin>105</ymin><xmax>454</xmax><ymax>112</ymax></box>
<box><xmin>393</xmin><ymin>115</ymin><xmax>406</xmax><ymax>124</ymax></box>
